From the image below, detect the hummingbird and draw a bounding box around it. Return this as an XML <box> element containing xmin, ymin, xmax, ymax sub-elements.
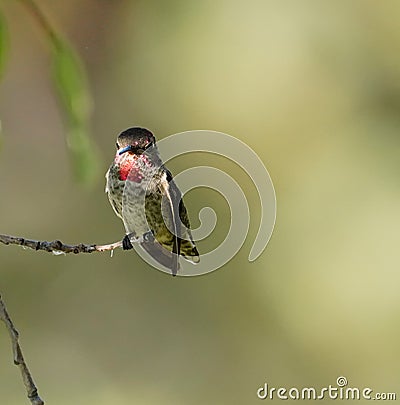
<box><xmin>105</xmin><ymin>127</ymin><xmax>200</xmax><ymax>275</ymax></box>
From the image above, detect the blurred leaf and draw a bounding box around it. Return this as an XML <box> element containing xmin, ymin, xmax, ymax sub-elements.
<box><xmin>51</xmin><ymin>39</ymin><xmax>91</xmax><ymax>123</ymax></box>
<box><xmin>51</xmin><ymin>38</ymin><xmax>99</xmax><ymax>186</ymax></box>
<box><xmin>0</xmin><ymin>10</ymin><xmax>9</xmax><ymax>151</ymax></box>
<box><xmin>65</xmin><ymin>125</ymin><xmax>99</xmax><ymax>185</ymax></box>
<box><xmin>0</xmin><ymin>9</ymin><xmax>8</xmax><ymax>79</ymax></box>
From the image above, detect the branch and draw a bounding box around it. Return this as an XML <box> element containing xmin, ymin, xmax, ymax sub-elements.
<box><xmin>0</xmin><ymin>234</ymin><xmax>122</xmax><ymax>254</ymax></box>
<box><xmin>0</xmin><ymin>234</ymin><xmax>181</xmax><ymax>270</ymax></box>
<box><xmin>0</xmin><ymin>294</ymin><xmax>45</xmax><ymax>405</ymax></box>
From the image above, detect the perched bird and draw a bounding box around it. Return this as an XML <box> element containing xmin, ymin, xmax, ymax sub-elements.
<box><xmin>105</xmin><ymin>127</ymin><xmax>199</xmax><ymax>275</ymax></box>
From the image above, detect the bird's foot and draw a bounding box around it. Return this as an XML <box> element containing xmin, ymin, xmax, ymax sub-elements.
<box><xmin>123</xmin><ymin>231</ymin><xmax>154</xmax><ymax>249</ymax></box>
<box><xmin>122</xmin><ymin>235</ymin><xmax>134</xmax><ymax>250</ymax></box>
<box><xmin>133</xmin><ymin>231</ymin><xmax>154</xmax><ymax>243</ymax></box>
<box><xmin>143</xmin><ymin>231</ymin><xmax>154</xmax><ymax>242</ymax></box>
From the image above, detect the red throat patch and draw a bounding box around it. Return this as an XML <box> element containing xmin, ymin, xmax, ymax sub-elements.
<box><xmin>117</xmin><ymin>158</ymin><xmax>143</xmax><ymax>182</ymax></box>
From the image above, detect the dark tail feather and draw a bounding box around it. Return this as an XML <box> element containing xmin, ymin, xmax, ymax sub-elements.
<box><xmin>140</xmin><ymin>240</ymin><xmax>180</xmax><ymax>276</ymax></box>
<box><xmin>171</xmin><ymin>235</ymin><xmax>181</xmax><ymax>276</ymax></box>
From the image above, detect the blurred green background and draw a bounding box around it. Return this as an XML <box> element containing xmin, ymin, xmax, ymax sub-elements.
<box><xmin>1</xmin><ymin>1</ymin><xmax>399</xmax><ymax>404</ymax></box>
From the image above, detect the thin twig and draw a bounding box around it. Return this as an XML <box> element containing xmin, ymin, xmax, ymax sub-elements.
<box><xmin>0</xmin><ymin>294</ymin><xmax>45</xmax><ymax>405</ymax></box>
<box><xmin>18</xmin><ymin>0</ymin><xmax>59</xmax><ymax>45</ymax></box>
<box><xmin>0</xmin><ymin>233</ymin><xmax>122</xmax><ymax>254</ymax></box>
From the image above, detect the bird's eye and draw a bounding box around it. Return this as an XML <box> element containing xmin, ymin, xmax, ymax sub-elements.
<box><xmin>136</xmin><ymin>148</ymin><xmax>144</xmax><ymax>154</ymax></box>
<box><xmin>116</xmin><ymin>143</ymin><xmax>119</xmax><ymax>149</ymax></box>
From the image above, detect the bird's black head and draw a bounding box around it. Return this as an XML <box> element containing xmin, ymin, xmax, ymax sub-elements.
<box><xmin>116</xmin><ymin>127</ymin><xmax>156</xmax><ymax>155</ymax></box>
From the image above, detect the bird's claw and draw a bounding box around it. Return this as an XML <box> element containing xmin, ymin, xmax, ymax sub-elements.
<box><xmin>122</xmin><ymin>235</ymin><xmax>134</xmax><ymax>250</ymax></box>
<box><xmin>143</xmin><ymin>231</ymin><xmax>154</xmax><ymax>242</ymax></box>
<box><xmin>123</xmin><ymin>231</ymin><xmax>154</xmax><ymax>249</ymax></box>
